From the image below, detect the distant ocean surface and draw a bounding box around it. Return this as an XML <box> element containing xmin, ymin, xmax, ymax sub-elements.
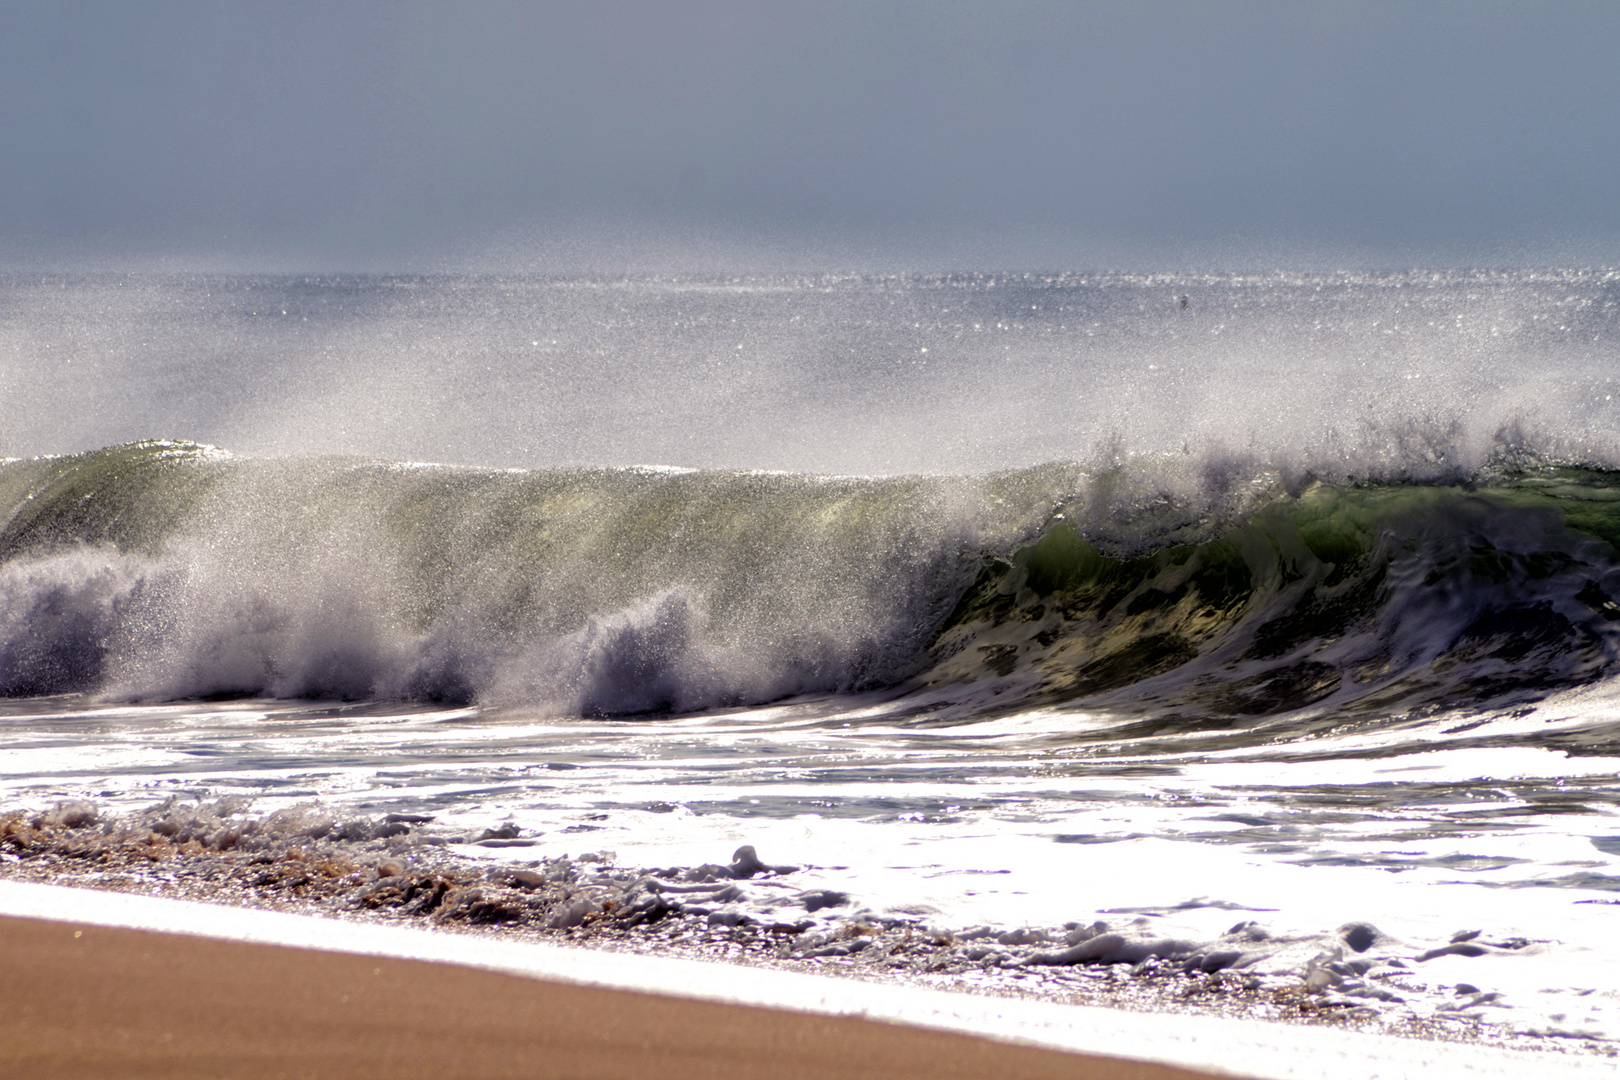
<box><xmin>4</xmin><ymin>271</ymin><xmax>1620</xmax><ymax>1039</ymax></box>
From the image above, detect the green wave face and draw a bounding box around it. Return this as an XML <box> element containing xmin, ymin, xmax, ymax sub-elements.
<box><xmin>3</xmin><ymin>441</ymin><xmax>1620</xmax><ymax>724</ymax></box>
<box><xmin>922</xmin><ymin>474</ymin><xmax>1620</xmax><ymax>731</ymax></box>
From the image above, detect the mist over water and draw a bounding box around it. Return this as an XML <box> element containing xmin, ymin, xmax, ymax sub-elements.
<box><xmin>8</xmin><ymin>269</ymin><xmax>1620</xmax><ymax>727</ymax></box>
<box><xmin>8</xmin><ymin>270</ymin><xmax>1620</xmax><ymax>722</ymax></box>
<box><xmin>4</xmin><ymin>270</ymin><xmax>1619</xmax><ymax>477</ymax></box>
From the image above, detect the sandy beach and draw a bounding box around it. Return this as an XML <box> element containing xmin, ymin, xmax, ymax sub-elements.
<box><xmin>0</xmin><ymin>914</ymin><xmax>1223</xmax><ymax>1080</ymax></box>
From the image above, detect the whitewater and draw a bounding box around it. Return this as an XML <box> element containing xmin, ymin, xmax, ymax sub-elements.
<box><xmin>3</xmin><ymin>270</ymin><xmax>1620</xmax><ymax>1062</ymax></box>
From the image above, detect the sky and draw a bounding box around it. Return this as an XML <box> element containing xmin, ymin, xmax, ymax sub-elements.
<box><xmin>3</xmin><ymin>0</ymin><xmax>1619</xmax><ymax>271</ymax></box>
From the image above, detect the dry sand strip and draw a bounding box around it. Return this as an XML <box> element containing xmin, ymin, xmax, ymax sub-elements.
<box><xmin>0</xmin><ymin>915</ymin><xmax>1218</xmax><ymax>1080</ymax></box>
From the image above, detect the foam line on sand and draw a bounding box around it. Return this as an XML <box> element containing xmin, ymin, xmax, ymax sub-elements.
<box><xmin>0</xmin><ymin>882</ymin><xmax>1607</xmax><ymax>1080</ymax></box>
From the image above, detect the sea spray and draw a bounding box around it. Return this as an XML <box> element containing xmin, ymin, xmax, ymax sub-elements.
<box><xmin>0</xmin><ymin>442</ymin><xmax>1062</xmax><ymax>709</ymax></box>
<box><xmin>6</xmin><ymin>442</ymin><xmax>1620</xmax><ymax>724</ymax></box>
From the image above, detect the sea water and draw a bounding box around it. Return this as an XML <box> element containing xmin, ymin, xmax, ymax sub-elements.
<box><xmin>2</xmin><ymin>270</ymin><xmax>1620</xmax><ymax>1043</ymax></box>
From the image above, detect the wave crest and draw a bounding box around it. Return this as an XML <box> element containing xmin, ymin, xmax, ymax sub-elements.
<box><xmin>4</xmin><ymin>442</ymin><xmax>1620</xmax><ymax>725</ymax></box>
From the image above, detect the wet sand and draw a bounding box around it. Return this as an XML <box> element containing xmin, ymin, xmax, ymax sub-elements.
<box><xmin>0</xmin><ymin>915</ymin><xmax>1223</xmax><ymax>1080</ymax></box>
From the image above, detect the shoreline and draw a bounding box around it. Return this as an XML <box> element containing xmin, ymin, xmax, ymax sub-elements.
<box><xmin>3</xmin><ymin>800</ymin><xmax>1617</xmax><ymax>1076</ymax></box>
<box><xmin>4</xmin><ymin>801</ymin><xmax>1616</xmax><ymax>1055</ymax></box>
<box><xmin>0</xmin><ymin>909</ymin><xmax>1213</xmax><ymax>1080</ymax></box>
<box><xmin>1</xmin><ymin>869</ymin><xmax>1615</xmax><ymax>1080</ymax></box>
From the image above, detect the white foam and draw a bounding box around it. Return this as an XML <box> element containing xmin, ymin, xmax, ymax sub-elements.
<box><xmin>0</xmin><ymin>881</ymin><xmax>1607</xmax><ymax>1080</ymax></box>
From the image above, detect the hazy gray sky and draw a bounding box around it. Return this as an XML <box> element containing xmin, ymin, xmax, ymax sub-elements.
<box><xmin>4</xmin><ymin>1</ymin><xmax>1618</xmax><ymax>270</ymax></box>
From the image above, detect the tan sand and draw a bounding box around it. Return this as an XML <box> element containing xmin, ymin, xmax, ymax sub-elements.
<box><xmin>0</xmin><ymin>915</ymin><xmax>1228</xmax><ymax>1080</ymax></box>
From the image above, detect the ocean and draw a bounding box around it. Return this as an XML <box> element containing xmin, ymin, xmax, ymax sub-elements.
<box><xmin>2</xmin><ymin>270</ymin><xmax>1620</xmax><ymax>1047</ymax></box>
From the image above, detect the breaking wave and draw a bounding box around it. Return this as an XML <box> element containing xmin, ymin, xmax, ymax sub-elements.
<box><xmin>4</xmin><ymin>439</ymin><xmax>1620</xmax><ymax>724</ymax></box>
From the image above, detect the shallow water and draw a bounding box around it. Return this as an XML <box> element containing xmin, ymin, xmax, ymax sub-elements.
<box><xmin>4</xmin><ymin>684</ymin><xmax>1619</xmax><ymax>1040</ymax></box>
